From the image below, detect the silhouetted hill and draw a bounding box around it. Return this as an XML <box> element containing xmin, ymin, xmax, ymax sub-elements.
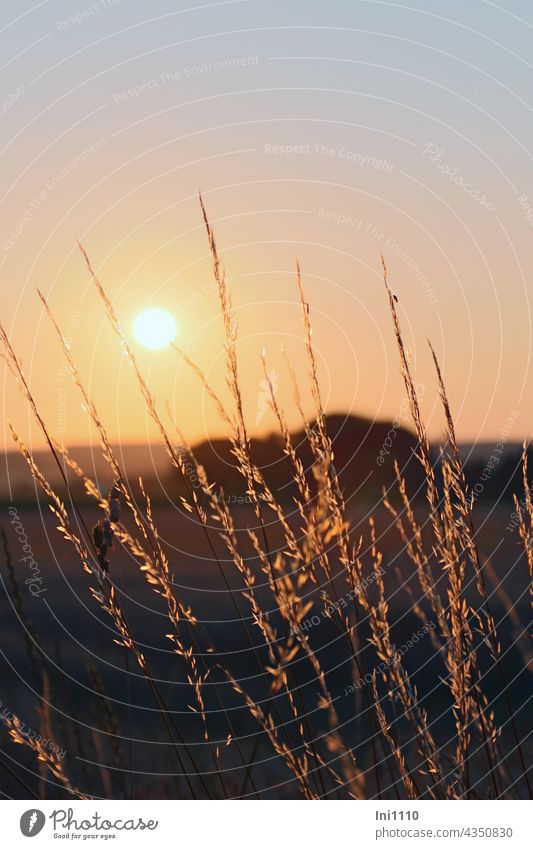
<box><xmin>165</xmin><ymin>413</ymin><xmax>427</xmax><ymax>505</ymax></box>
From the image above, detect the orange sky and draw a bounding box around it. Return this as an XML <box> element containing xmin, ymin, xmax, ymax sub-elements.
<box><xmin>2</xmin><ymin>1</ymin><xmax>532</xmax><ymax>452</ymax></box>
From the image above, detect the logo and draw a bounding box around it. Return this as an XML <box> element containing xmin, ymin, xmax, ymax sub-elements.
<box><xmin>20</xmin><ymin>809</ymin><xmax>46</xmax><ymax>837</ymax></box>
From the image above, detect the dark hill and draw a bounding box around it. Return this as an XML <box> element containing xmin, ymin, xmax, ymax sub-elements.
<box><xmin>167</xmin><ymin>413</ymin><xmax>426</xmax><ymax>505</ymax></box>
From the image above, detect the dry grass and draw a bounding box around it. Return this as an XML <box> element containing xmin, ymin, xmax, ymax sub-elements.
<box><xmin>0</xmin><ymin>198</ymin><xmax>531</xmax><ymax>800</ymax></box>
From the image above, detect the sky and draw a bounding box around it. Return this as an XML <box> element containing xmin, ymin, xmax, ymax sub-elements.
<box><xmin>1</xmin><ymin>0</ymin><xmax>533</xmax><ymax>453</ymax></box>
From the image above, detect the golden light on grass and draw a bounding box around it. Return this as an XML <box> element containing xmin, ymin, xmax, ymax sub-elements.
<box><xmin>133</xmin><ymin>307</ymin><xmax>176</xmax><ymax>350</ymax></box>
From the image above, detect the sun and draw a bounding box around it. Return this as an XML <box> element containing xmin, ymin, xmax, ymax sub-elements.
<box><xmin>133</xmin><ymin>308</ymin><xmax>177</xmax><ymax>350</ymax></box>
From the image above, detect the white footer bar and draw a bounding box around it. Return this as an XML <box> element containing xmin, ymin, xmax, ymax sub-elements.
<box><xmin>3</xmin><ymin>799</ymin><xmax>531</xmax><ymax>848</ymax></box>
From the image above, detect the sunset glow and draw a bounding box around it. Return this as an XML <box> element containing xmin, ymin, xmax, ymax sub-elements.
<box><xmin>133</xmin><ymin>308</ymin><xmax>177</xmax><ymax>350</ymax></box>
